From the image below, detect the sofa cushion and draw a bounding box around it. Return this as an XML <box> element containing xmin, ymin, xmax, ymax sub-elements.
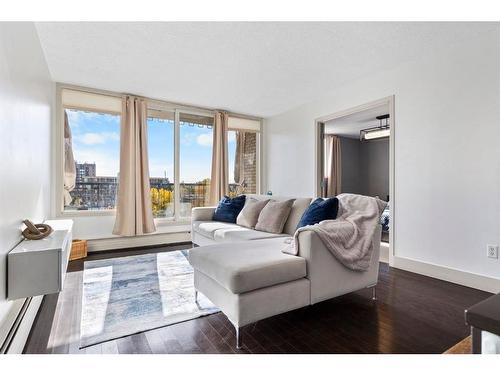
<box><xmin>212</xmin><ymin>195</ymin><xmax>246</xmax><ymax>223</ymax></box>
<box><xmin>188</xmin><ymin>238</ymin><xmax>306</xmax><ymax>294</ymax></box>
<box><xmin>255</xmin><ymin>199</ymin><xmax>294</xmax><ymax>234</ymax></box>
<box><xmin>296</xmin><ymin>197</ymin><xmax>339</xmax><ymax>229</ymax></box>
<box><xmin>236</xmin><ymin>198</ymin><xmax>269</xmax><ymax>228</ymax></box>
<box><xmin>282</xmin><ymin>198</ymin><xmax>314</xmax><ymax>235</ymax></box>
<box><xmin>192</xmin><ymin>221</ymin><xmax>242</xmax><ymax>240</ymax></box>
<box><xmin>213</xmin><ymin>227</ymin><xmax>288</xmax><ymax>242</ymax></box>
<box><xmin>245</xmin><ymin>195</ymin><xmax>312</xmax><ymax>235</ymax></box>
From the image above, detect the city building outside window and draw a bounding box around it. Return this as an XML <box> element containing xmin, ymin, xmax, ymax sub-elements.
<box><xmin>64</xmin><ymin>108</ymin><xmax>121</xmax><ymax>211</ymax></box>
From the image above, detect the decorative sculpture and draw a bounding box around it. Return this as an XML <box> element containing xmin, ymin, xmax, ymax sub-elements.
<box><xmin>21</xmin><ymin>219</ymin><xmax>53</xmax><ymax>240</ymax></box>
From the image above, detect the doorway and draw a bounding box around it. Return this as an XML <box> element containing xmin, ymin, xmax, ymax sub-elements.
<box><xmin>315</xmin><ymin>96</ymin><xmax>395</xmax><ymax>263</ymax></box>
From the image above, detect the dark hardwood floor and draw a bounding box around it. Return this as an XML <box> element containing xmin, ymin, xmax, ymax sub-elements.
<box><xmin>24</xmin><ymin>243</ymin><xmax>491</xmax><ymax>354</ymax></box>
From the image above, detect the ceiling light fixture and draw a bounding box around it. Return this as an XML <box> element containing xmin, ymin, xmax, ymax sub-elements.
<box><xmin>360</xmin><ymin>114</ymin><xmax>390</xmax><ymax>141</ymax></box>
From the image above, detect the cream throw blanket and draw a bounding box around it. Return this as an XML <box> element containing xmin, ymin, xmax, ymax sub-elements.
<box><xmin>283</xmin><ymin>194</ymin><xmax>387</xmax><ymax>271</ymax></box>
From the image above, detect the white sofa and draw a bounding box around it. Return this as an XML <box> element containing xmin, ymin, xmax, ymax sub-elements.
<box><xmin>189</xmin><ymin>194</ymin><xmax>381</xmax><ymax>349</ymax></box>
<box><xmin>191</xmin><ymin>195</ymin><xmax>312</xmax><ymax>246</ymax></box>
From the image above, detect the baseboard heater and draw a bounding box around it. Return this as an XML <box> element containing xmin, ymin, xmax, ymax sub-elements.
<box><xmin>0</xmin><ymin>297</ymin><xmax>32</xmax><ymax>354</ymax></box>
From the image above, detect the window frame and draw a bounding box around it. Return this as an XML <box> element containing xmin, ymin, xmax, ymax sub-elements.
<box><xmin>227</xmin><ymin>128</ymin><xmax>261</xmax><ymax>195</ymax></box>
<box><xmin>55</xmin><ymin>84</ymin><xmax>123</xmax><ymax>218</ymax></box>
<box><xmin>55</xmin><ymin>83</ymin><xmax>262</xmax><ymax>222</ymax></box>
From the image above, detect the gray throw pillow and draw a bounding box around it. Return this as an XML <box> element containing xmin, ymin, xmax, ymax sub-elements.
<box><xmin>255</xmin><ymin>199</ymin><xmax>294</xmax><ymax>234</ymax></box>
<box><xmin>236</xmin><ymin>198</ymin><xmax>270</xmax><ymax>229</ymax></box>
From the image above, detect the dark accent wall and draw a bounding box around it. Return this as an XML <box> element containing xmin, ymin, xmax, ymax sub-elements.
<box><xmin>337</xmin><ymin>136</ymin><xmax>389</xmax><ymax>199</ymax></box>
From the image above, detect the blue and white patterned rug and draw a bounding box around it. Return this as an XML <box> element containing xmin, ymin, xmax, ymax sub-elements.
<box><xmin>80</xmin><ymin>250</ymin><xmax>219</xmax><ymax>348</ymax></box>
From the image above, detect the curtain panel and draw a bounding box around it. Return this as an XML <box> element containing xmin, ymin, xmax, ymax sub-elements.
<box><xmin>113</xmin><ymin>96</ymin><xmax>156</xmax><ymax>236</ymax></box>
<box><xmin>209</xmin><ymin>111</ymin><xmax>229</xmax><ymax>205</ymax></box>
<box><xmin>63</xmin><ymin>110</ymin><xmax>76</xmax><ymax>206</ymax></box>
<box><xmin>325</xmin><ymin>135</ymin><xmax>342</xmax><ymax>197</ymax></box>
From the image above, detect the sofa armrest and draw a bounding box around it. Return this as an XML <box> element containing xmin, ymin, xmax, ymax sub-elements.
<box><xmin>296</xmin><ymin>225</ymin><xmax>382</xmax><ymax>265</ymax></box>
<box><xmin>191</xmin><ymin>206</ymin><xmax>217</xmax><ymax>222</ymax></box>
<box><xmin>295</xmin><ymin>225</ymin><xmax>382</xmax><ymax>304</ymax></box>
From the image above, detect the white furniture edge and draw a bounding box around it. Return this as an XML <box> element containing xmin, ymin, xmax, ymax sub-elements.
<box><xmin>8</xmin><ymin>220</ymin><xmax>73</xmax><ymax>300</ymax></box>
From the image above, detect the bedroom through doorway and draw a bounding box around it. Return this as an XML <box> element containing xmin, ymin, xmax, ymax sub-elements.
<box><xmin>315</xmin><ymin>97</ymin><xmax>394</xmax><ymax>263</ymax></box>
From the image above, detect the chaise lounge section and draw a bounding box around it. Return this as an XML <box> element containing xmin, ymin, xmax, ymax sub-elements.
<box><xmin>189</xmin><ymin>194</ymin><xmax>382</xmax><ymax>349</ymax></box>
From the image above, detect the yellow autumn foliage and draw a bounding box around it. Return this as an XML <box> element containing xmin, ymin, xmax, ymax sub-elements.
<box><xmin>150</xmin><ymin>187</ymin><xmax>173</xmax><ymax>216</ymax></box>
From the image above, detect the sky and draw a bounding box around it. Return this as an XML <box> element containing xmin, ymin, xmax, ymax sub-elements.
<box><xmin>68</xmin><ymin>109</ymin><xmax>237</xmax><ymax>183</ymax></box>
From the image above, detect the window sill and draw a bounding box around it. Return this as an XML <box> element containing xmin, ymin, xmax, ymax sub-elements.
<box><xmin>56</xmin><ymin>210</ymin><xmax>192</xmax><ymax>227</ymax></box>
<box><xmin>155</xmin><ymin>218</ymin><xmax>190</xmax><ymax>230</ymax></box>
<box><xmin>57</xmin><ymin>210</ymin><xmax>116</xmax><ymax>218</ymax></box>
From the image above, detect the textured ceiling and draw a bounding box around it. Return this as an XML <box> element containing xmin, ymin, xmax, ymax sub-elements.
<box><xmin>324</xmin><ymin>104</ymin><xmax>389</xmax><ymax>138</ymax></box>
<box><xmin>35</xmin><ymin>22</ymin><xmax>499</xmax><ymax>117</ymax></box>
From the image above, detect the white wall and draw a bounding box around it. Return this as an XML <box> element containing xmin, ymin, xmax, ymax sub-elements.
<box><xmin>264</xmin><ymin>31</ymin><xmax>500</xmax><ymax>283</ymax></box>
<box><xmin>0</xmin><ymin>23</ymin><xmax>53</xmax><ymax>346</ymax></box>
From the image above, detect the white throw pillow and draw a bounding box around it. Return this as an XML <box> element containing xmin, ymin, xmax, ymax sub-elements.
<box><xmin>236</xmin><ymin>198</ymin><xmax>270</xmax><ymax>228</ymax></box>
<box><xmin>255</xmin><ymin>199</ymin><xmax>294</xmax><ymax>234</ymax></box>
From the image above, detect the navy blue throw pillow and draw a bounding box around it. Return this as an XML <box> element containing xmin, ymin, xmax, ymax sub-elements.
<box><xmin>296</xmin><ymin>197</ymin><xmax>339</xmax><ymax>229</ymax></box>
<box><xmin>212</xmin><ymin>195</ymin><xmax>246</xmax><ymax>223</ymax></box>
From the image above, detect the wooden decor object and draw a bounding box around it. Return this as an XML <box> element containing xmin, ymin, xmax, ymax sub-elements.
<box><xmin>70</xmin><ymin>239</ymin><xmax>88</xmax><ymax>261</ymax></box>
<box><xmin>22</xmin><ymin>219</ymin><xmax>53</xmax><ymax>240</ymax></box>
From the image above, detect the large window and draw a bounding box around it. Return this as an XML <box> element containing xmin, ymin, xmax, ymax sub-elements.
<box><xmin>179</xmin><ymin>113</ymin><xmax>214</xmax><ymax>218</ymax></box>
<box><xmin>64</xmin><ymin>108</ymin><xmax>121</xmax><ymax>211</ymax></box>
<box><xmin>60</xmin><ymin>87</ymin><xmax>260</xmax><ymax>220</ymax></box>
<box><xmin>147</xmin><ymin>110</ymin><xmax>175</xmax><ymax>219</ymax></box>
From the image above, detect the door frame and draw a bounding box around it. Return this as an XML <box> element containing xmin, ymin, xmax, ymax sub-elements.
<box><xmin>314</xmin><ymin>95</ymin><xmax>395</xmax><ymax>265</ymax></box>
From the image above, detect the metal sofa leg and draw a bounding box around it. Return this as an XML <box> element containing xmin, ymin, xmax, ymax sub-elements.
<box><xmin>234</xmin><ymin>324</ymin><xmax>242</xmax><ymax>349</ymax></box>
<box><xmin>366</xmin><ymin>284</ymin><xmax>377</xmax><ymax>301</ymax></box>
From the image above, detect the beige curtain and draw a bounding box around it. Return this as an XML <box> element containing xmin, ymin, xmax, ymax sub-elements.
<box><xmin>325</xmin><ymin>135</ymin><xmax>342</xmax><ymax>197</ymax></box>
<box><xmin>209</xmin><ymin>111</ymin><xmax>229</xmax><ymax>205</ymax></box>
<box><xmin>234</xmin><ymin>130</ymin><xmax>246</xmax><ymax>184</ymax></box>
<box><xmin>113</xmin><ymin>96</ymin><xmax>156</xmax><ymax>236</ymax></box>
<box><xmin>63</xmin><ymin>110</ymin><xmax>76</xmax><ymax>206</ymax></box>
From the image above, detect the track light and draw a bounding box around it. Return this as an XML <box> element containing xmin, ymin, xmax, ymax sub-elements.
<box><xmin>360</xmin><ymin>114</ymin><xmax>390</xmax><ymax>141</ymax></box>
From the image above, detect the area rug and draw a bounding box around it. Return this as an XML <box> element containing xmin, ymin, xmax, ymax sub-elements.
<box><xmin>80</xmin><ymin>250</ymin><xmax>219</xmax><ymax>348</ymax></box>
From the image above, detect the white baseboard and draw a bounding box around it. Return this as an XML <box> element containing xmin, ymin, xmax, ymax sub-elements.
<box><xmin>87</xmin><ymin>231</ymin><xmax>191</xmax><ymax>252</ymax></box>
<box><xmin>392</xmin><ymin>256</ymin><xmax>500</xmax><ymax>293</ymax></box>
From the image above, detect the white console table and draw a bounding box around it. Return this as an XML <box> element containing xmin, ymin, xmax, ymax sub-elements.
<box><xmin>8</xmin><ymin>220</ymin><xmax>73</xmax><ymax>300</ymax></box>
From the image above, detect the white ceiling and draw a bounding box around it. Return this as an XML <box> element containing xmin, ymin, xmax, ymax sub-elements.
<box><xmin>35</xmin><ymin>22</ymin><xmax>499</xmax><ymax>117</ymax></box>
<box><xmin>324</xmin><ymin>104</ymin><xmax>389</xmax><ymax>139</ymax></box>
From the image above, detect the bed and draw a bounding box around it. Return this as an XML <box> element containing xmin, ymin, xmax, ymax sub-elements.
<box><xmin>380</xmin><ymin>202</ymin><xmax>390</xmax><ymax>242</ymax></box>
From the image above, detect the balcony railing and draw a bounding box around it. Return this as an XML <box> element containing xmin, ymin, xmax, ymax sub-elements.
<box><xmin>66</xmin><ymin>180</ymin><xmax>241</xmax><ymax>213</ymax></box>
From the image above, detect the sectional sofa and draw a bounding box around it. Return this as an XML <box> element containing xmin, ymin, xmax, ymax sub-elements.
<box><xmin>188</xmin><ymin>194</ymin><xmax>382</xmax><ymax>349</ymax></box>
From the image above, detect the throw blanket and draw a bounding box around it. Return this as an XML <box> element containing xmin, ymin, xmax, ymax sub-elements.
<box><xmin>283</xmin><ymin>194</ymin><xmax>387</xmax><ymax>271</ymax></box>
